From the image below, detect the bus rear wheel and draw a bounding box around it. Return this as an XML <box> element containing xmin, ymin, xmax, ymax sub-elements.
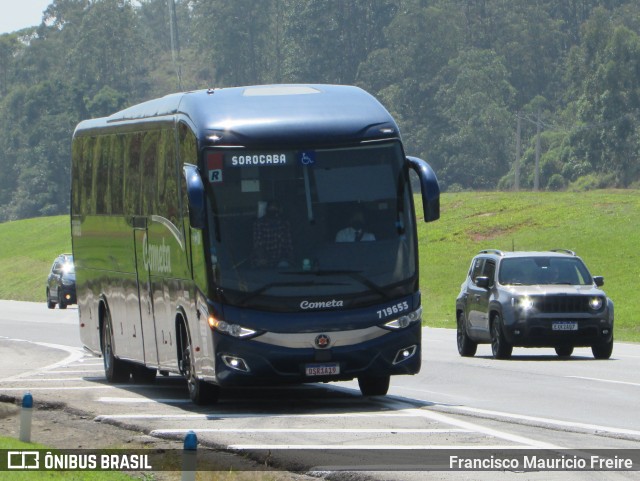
<box><xmin>101</xmin><ymin>309</ymin><xmax>130</xmax><ymax>383</ymax></box>
<box><xmin>358</xmin><ymin>375</ymin><xmax>390</xmax><ymax>396</ymax></box>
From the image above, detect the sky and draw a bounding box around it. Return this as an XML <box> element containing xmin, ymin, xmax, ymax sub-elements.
<box><xmin>0</xmin><ymin>0</ymin><xmax>52</xmax><ymax>34</ymax></box>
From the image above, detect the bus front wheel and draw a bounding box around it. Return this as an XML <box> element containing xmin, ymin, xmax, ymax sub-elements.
<box><xmin>101</xmin><ymin>309</ymin><xmax>130</xmax><ymax>383</ymax></box>
<box><xmin>358</xmin><ymin>375</ymin><xmax>390</xmax><ymax>396</ymax></box>
<box><xmin>180</xmin><ymin>324</ymin><xmax>219</xmax><ymax>405</ymax></box>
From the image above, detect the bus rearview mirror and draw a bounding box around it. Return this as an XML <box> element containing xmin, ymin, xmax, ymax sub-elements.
<box><xmin>407</xmin><ymin>156</ymin><xmax>440</xmax><ymax>223</ymax></box>
<box><xmin>183</xmin><ymin>164</ymin><xmax>205</xmax><ymax>229</ymax></box>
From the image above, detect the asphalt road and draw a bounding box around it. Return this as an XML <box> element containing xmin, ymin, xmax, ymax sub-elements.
<box><xmin>1</xmin><ymin>300</ymin><xmax>639</xmax><ymax>480</ymax></box>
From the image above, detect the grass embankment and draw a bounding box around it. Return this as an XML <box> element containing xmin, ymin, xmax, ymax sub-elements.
<box><xmin>417</xmin><ymin>190</ymin><xmax>639</xmax><ymax>342</ymax></box>
<box><xmin>0</xmin><ymin>216</ymin><xmax>72</xmax><ymax>302</ymax></box>
<box><xmin>0</xmin><ymin>190</ymin><xmax>638</xmax><ymax>341</ymax></box>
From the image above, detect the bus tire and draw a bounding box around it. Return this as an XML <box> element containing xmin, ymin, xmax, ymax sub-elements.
<box><xmin>180</xmin><ymin>323</ymin><xmax>219</xmax><ymax>405</ymax></box>
<box><xmin>358</xmin><ymin>375</ymin><xmax>390</xmax><ymax>396</ymax></box>
<box><xmin>101</xmin><ymin>308</ymin><xmax>130</xmax><ymax>383</ymax></box>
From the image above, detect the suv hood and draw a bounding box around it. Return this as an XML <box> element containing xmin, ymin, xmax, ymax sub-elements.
<box><xmin>503</xmin><ymin>284</ymin><xmax>605</xmax><ymax>297</ymax></box>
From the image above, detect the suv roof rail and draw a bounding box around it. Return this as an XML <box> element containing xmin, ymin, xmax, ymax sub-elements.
<box><xmin>550</xmin><ymin>249</ymin><xmax>576</xmax><ymax>256</ymax></box>
<box><xmin>479</xmin><ymin>249</ymin><xmax>504</xmax><ymax>256</ymax></box>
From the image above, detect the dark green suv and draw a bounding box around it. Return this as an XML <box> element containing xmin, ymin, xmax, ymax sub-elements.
<box><xmin>455</xmin><ymin>250</ymin><xmax>614</xmax><ymax>360</ymax></box>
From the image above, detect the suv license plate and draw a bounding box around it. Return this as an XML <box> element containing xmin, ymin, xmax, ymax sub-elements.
<box><xmin>552</xmin><ymin>321</ymin><xmax>578</xmax><ymax>331</ymax></box>
<box><xmin>305</xmin><ymin>363</ymin><xmax>340</xmax><ymax>377</ymax></box>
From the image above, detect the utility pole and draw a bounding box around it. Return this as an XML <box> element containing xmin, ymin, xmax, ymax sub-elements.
<box><xmin>168</xmin><ymin>0</ymin><xmax>183</xmax><ymax>91</ymax></box>
<box><xmin>514</xmin><ymin>112</ymin><xmax>521</xmax><ymax>191</ymax></box>
<box><xmin>534</xmin><ymin>109</ymin><xmax>541</xmax><ymax>191</ymax></box>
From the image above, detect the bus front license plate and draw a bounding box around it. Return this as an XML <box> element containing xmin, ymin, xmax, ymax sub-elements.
<box><xmin>305</xmin><ymin>363</ymin><xmax>340</xmax><ymax>377</ymax></box>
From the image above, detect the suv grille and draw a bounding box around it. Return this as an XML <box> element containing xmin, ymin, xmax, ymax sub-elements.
<box><xmin>532</xmin><ymin>295</ymin><xmax>592</xmax><ymax>313</ymax></box>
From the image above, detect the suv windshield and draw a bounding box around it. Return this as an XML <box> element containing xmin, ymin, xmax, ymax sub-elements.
<box><xmin>498</xmin><ymin>257</ymin><xmax>593</xmax><ymax>286</ymax></box>
<box><xmin>205</xmin><ymin>142</ymin><xmax>416</xmax><ymax>308</ymax></box>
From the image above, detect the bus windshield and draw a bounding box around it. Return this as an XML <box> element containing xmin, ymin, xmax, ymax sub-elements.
<box><xmin>205</xmin><ymin>142</ymin><xmax>416</xmax><ymax>309</ymax></box>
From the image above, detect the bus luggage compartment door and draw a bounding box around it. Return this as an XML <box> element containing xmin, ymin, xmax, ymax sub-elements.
<box><xmin>133</xmin><ymin>221</ymin><xmax>160</xmax><ymax>367</ymax></box>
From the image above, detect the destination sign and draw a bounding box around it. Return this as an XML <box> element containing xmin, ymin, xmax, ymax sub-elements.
<box><xmin>226</xmin><ymin>152</ymin><xmax>291</xmax><ymax>167</ymax></box>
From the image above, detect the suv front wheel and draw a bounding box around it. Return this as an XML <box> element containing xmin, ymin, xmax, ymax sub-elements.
<box><xmin>592</xmin><ymin>338</ymin><xmax>613</xmax><ymax>360</ymax></box>
<box><xmin>491</xmin><ymin>314</ymin><xmax>513</xmax><ymax>360</ymax></box>
<box><xmin>457</xmin><ymin>311</ymin><xmax>477</xmax><ymax>357</ymax></box>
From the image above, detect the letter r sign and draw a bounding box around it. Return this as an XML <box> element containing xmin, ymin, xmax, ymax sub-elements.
<box><xmin>209</xmin><ymin>169</ymin><xmax>223</xmax><ymax>182</ymax></box>
<box><xmin>207</xmin><ymin>153</ymin><xmax>224</xmax><ymax>183</ymax></box>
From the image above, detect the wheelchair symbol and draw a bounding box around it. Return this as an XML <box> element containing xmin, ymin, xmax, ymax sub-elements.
<box><xmin>299</xmin><ymin>151</ymin><xmax>315</xmax><ymax>165</ymax></box>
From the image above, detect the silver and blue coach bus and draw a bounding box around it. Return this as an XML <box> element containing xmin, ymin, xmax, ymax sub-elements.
<box><xmin>71</xmin><ymin>84</ymin><xmax>440</xmax><ymax>404</ymax></box>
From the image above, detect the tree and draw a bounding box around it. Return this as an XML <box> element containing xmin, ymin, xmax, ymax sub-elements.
<box><xmin>429</xmin><ymin>49</ymin><xmax>515</xmax><ymax>190</ymax></box>
<box><xmin>565</xmin><ymin>9</ymin><xmax>640</xmax><ymax>185</ymax></box>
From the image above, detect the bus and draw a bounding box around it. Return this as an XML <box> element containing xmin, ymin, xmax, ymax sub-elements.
<box><xmin>71</xmin><ymin>84</ymin><xmax>440</xmax><ymax>404</ymax></box>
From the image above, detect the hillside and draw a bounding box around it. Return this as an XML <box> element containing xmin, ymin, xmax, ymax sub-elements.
<box><xmin>3</xmin><ymin>1</ymin><xmax>640</xmax><ymax>222</ymax></box>
<box><xmin>1</xmin><ymin>190</ymin><xmax>638</xmax><ymax>341</ymax></box>
<box><xmin>417</xmin><ymin>190</ymin><xmax>639</xmax><ymax>342</ymax></box>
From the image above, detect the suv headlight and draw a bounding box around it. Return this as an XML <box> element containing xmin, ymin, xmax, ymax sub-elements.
<box><xmin>513</xmin><ymin>296</ymin><xmax>534</xmax><ymax>311</ymax></box>
<box><xmin>383</xmin><ymin>307</ymin><xmax>422</xmax><ymax>330</ymax></box>
<box><xmin>589</xmin><ymin>296</ymin><xmax>604</xmax><ymax>311</ymax></box>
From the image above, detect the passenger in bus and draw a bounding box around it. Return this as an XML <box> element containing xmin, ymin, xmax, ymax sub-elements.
<box><xmin>335</xmin><ymin>210</ymin><xmax>376</xmax><ymax>242</ymax></box>
<box><xmin>252</xmin><ymin>201</ymin><xmax>293</xmax><ymax>267</ymax></box>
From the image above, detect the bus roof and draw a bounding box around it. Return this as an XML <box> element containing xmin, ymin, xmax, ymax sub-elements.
<box><xmin>74</xmin><ymin>84</ymin><xmax>400</xmax><ymax>147</ymax></box>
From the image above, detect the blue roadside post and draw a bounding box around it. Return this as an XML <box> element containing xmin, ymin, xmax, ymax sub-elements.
<box><xmin>19</xmin><ymin>392</ymin><xmax>33</xmax><ymax>443</ymax></box>
<box><xmin>182</xmin><ymin>430</ymin><xmax>198</xmax><ymax>481</ymax></box>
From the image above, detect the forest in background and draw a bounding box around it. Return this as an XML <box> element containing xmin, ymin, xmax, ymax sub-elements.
<box><xmin>1</xmin><ymin>0</ymin><xmax>640</xmax><ymax>222</ymax></box>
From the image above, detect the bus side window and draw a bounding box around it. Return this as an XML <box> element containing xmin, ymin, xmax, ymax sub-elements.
<box><xmin>124</xmin><ymin>133</ymin><xmax>142</xmax><ymax>217</ymax></box>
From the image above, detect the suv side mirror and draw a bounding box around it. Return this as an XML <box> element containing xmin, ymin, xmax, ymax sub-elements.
<box><xmin>593</xmin><ymin>276</ymin><xmax>604</xmax><ymax>287</ymax></box>
<box><xmin>475</xmin><ymin>276</ymin><xmax>490</xmax><ymax>289</ymax></box>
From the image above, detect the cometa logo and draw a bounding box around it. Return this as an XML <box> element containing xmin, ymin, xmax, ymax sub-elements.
<box><xmin>143</xmin><ymin>235</ymin><xmax>171</xmax><ymax>273</ymax></box>
<box><xmin>300</xmin><ymin>299</ymin><xmax>344</xmax><ymax>310</ymax></box>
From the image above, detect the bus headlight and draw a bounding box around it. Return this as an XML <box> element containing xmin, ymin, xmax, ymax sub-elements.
<box><xmin>208</xmin><ymin>317</ymin><xmax>258</xmax><ymax>339</ymax></box>
<box><xmin>383</xmin><ymin>307</ymin><xmax>422</xmax><ymax>330</ymax></box>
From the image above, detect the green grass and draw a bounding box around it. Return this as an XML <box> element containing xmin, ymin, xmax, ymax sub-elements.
<box><xmin>1</xmin><ymin>189</ymin><xmax>638</xmax><ymax>342</ymax></box>
<box><xmin>0</xmin><ymin>216</ymin><xmax>72</xmax><ymax>302</ymax></box>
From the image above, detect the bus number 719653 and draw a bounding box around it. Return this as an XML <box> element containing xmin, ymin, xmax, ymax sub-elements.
<box><xmin>377</xmin><ymin>301</ymin><xmax>410</xmax><ymax>319</ymax></box>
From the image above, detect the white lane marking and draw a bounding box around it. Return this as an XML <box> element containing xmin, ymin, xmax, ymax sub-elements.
<box><xmin>151</xmin><ymin>428</ymin><xmax>470</xmax><ymax>435</ymax></box>
<box><xmin>362</xmin><ymin>397</ymin><xmax>559</xmax><ymax>449</ymax></box>
<box><xmin>331</xmin><ymin>388</ymin><xmax>560</xmax><ymax>448</ymax></box>
<box><xmin>400</xmin><ymin>407</ymin><xmax>559</xmax><ymax>449</ymax></box>
<box><xmin>3</xmin><ymin>378</ymin><xmax>87</xmax><ymax>382</ymax></box>
<box><xmin>566</xmin><ymin>375</ymin><xmax>640</xmax><ymax>388</ymax></box>
<box><xmin>98</xmin><ymin>397</ymin><xmax>190</xmax><ymax>404</ymax></box>
<box><xmin>1</xmin><ymin>340</ymin><xmax>86</xmax><ymax>382</ymax></box>
<box><xmin>444</xmin><ymin>404</ymin><xmax>640</xmax><ymax>438</ymax></box>
<box><xmin>40</xmin><ymin>370</ymin><xmax>104</xmax><ymax>374</ymax></box>
<box><xmin>95</xmin><ymin>411</ymin><xmax>423</xmax><ymax>421</ymax></box>
<box><xmin>2</xmin><ymin>386</ymin><xmax>114</xmax><ymax>391</ymax></box>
